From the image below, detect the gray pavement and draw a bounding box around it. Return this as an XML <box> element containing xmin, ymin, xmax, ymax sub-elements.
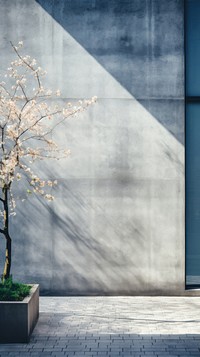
<box><xmin>1</xmin><ymin>296</ymin><xmax>200</xmax><ymax>356</ymax></box>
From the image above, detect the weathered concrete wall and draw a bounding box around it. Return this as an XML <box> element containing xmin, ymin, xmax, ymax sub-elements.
<box><xmin>0</xmin><ymin>0</ymin><xmax>184</xmax><ymax>295</ymax></box>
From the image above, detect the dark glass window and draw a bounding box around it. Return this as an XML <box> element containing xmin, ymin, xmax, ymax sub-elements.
<box><xmin>186</xmin><ymin>0</ymin><xmax>200</xmax><ymax>287</ymax></box>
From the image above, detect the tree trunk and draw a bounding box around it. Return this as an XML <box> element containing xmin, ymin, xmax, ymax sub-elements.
<box><xmin>1</xmin><ymin>185</ymin><xmax>12</xmax><ymax>281</ymax></box>
<box><xmin>2</xmin><ymin>235</ymin><xmax>11</xmax><ymax>280</ymax></box>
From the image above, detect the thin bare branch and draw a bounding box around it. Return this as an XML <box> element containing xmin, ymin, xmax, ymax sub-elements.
<box><xmin>10</xmin><ymin>41</ymin><xmax>41</xmax><ymax>88</ymax></box>
<box><xmin>18</xmin><ymin>83</ymin><xmax>28</xmax><ymax>102</ymax></box>
<box><xmin>0</xmin><ymin>83</ymin><xmax>11</xmax><ymax>97</ymax></box>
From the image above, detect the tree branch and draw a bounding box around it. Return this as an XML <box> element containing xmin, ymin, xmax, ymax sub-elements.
<box><xmin>17</xmin><ymin>110</ymin><xmax>62</xmax><ymax>139</ymax></box>
<box><xmin>10</xmin><ymin>41</ymin><xmax>41</xmax><ymax>88</ymax></box>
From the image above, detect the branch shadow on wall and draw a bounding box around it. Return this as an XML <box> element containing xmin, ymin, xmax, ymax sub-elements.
<box><xmin>11</xmin><ymin>176</ymin><xmax>148</xmax><ymax>295</ymax></box>
<box><xmin>3</xmin><ymin>115</ymin><xmax>184</xmax><ymax>296</ymax></box>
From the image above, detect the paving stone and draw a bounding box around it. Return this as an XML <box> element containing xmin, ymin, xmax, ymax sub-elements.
<box><xmin>1</xmin><ymin>297</ymin><xmax>200</xmax><ymax>356</ymax></box>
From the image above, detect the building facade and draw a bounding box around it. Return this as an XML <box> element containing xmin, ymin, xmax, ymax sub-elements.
<box><xmin>0</xmin><ymin>0</ymin><xmax>196</xmax><ymax>295</ymax></box>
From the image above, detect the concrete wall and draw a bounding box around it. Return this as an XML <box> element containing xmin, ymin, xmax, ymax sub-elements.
<box><xmin>0</xmin><ymin>0</ymin><xmax>184</xmax><ymax>295</ymax></box>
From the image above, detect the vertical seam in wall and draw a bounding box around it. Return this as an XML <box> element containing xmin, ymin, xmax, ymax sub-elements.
<box><xmin>184</xmin><ymin>0</ymin><xmax>186</xmax><ymax>290</ymax></box>
<box><xmin>146</xmin><ymin>0</ymin><xmax>150</xmax><ymax>101</ymax></box>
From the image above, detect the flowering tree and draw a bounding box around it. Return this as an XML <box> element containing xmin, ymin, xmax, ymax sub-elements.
<box><xmin>0</xmin><ymin>42</ymin><xmax>96</xmax><ymax>281</ymax></box>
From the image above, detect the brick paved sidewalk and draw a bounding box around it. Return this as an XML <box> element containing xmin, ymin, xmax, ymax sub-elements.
<box><xmin>0</xmin><ymin>296</ymin><xmax>200</xmax><ymax>356</ymax></box>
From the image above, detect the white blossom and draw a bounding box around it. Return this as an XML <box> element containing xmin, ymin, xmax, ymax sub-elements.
<box><xmin>0</xmin><ymin>41</ymin><xmax>97</xmax><ymax>219</ymax></box>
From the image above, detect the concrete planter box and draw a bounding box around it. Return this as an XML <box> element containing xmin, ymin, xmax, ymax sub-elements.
<box><xmin>0</xmin><ymin>284</ymin><xmax>39</xmax><ymax>343</ymax></box>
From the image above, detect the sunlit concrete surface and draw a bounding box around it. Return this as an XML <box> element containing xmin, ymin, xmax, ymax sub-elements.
<box><xmin>1</xmin><ymin>297</ymin><xmax>200</xmax><ymax>356</ymax></box>
<box><xmin>0</xmin><ymin>0</ymin><xmax>185</xmax><ymax>295</ymax></box>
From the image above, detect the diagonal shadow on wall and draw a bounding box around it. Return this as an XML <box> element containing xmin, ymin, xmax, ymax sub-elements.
<box><xmin>36</xmin><ymin>0</ymin><xmax>184</xmax><ymax>144</ymax></box>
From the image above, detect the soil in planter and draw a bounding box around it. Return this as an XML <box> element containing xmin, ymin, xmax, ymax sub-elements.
<box><xmin>0</xmin><ymin>277</ymin><xmax>32</xmax><ymax>301</ymax></box>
